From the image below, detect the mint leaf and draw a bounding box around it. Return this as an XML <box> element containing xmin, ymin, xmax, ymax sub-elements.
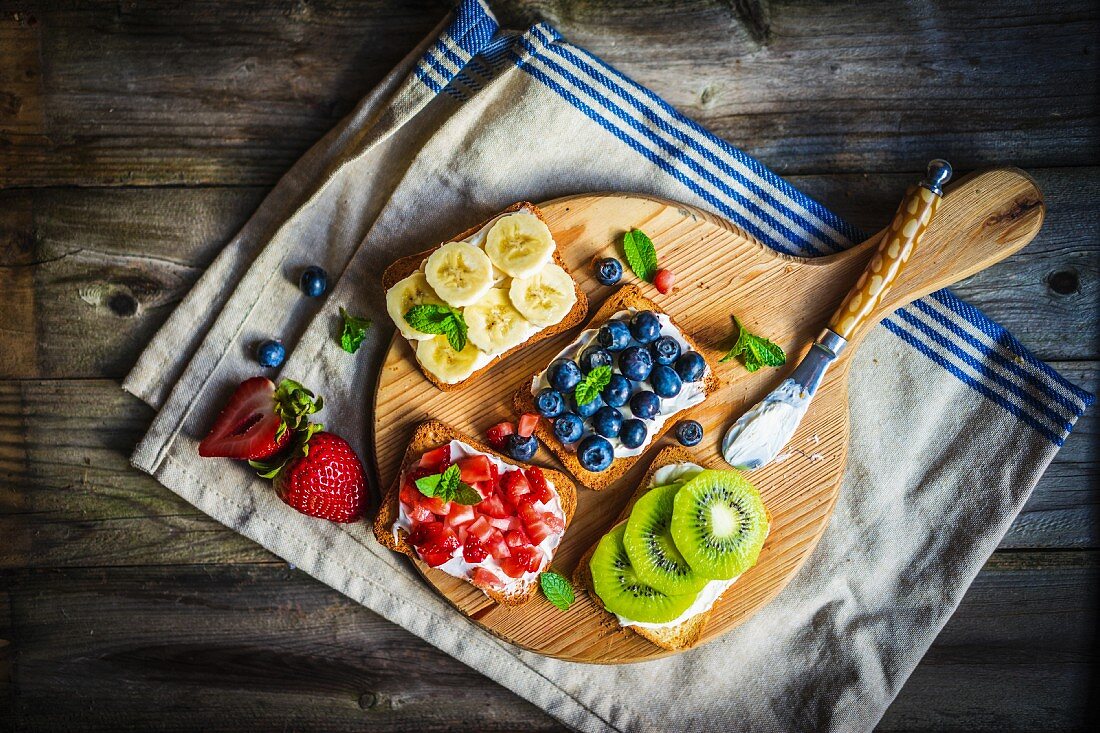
<box><xmin>339</xmin><ymin>307</ymin><xmax>372</xmax><ymax>354</ymax></box>
<box><xmin>720</xmin><ymin>316</ymin><xmax>786</xmax><ymax>372</ymax></box>
<box><xmin>574</xmin><ymin>365</ymin><xmax>612</xmax><ymax>406</ymax></box>
<box><xmin>414</xmin><ymin>473</ymin><xmax>441</xmax><ymax>497</ymax></box>
<box><xmin>622</xmin><ymin>229</ymin><xmax>658</xmax><ymax>282</ymax></box>
<box><xmin>453</xmin><ymin>482</ymin><xmax>483</xmax><ymax>506</ymax></box>
<box><xmin>405</xmin><ymin>304</ymin><xmax>467</xmax><ymax>352</ymax></box>
<box><xmin>540</xmin><ymin>571</ymin><xmax>575</xmax><ymax>611</ymax></box>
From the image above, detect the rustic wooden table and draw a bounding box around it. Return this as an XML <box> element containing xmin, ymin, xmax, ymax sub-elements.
<box><xmin>1</xmin><ymin>1</ymin><xmax>1096</xmax><ymax>730</ymax></box>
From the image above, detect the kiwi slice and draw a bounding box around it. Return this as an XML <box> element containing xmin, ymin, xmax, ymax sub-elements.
<box><xmin>590</xmin><ymin>524</ymin><xmax>696</xmax><ymax>624</ymax></box>
<box><xmin>670</xmin><ymin>470</ymin><xmax>769</xmax><ymax>580</ymax></box>
<box><xmin>623</xmin><ymin>484</ymin><xmax>708</xmax><ymax>596</ymax></box>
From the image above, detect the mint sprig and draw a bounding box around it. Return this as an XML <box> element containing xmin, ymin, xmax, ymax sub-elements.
<box><xmin>622</xmin><ymin>229</ymin><xmax>658</xmax><ymax>282</ymax></box>
<box><xmin>540</xmin><ymin>571</ymin><xmax>575</xmax><ymax>611</ymax></box>
<box><xmin>574</xmin><ymin>365</ymin><xmax>612</xmax><ymax>406</ymax></box>
<box><xmin>414</xmin><ymin>463</ymin><xmax>481</xmax><ymax>505</ymax></box>
<box><xmin>339</xmin><ymin>307</ymin><xmax>372</xmax><ymax>354</ymax></box>
<box><xmin>405</xmin><ymin>304</ymin><xmax>468</xmax><ymax>352</ymax></box>
<box><xmin>719</xmin><ymin>316</ymin><xmax>786</xmax><ymax>372</ymax></box>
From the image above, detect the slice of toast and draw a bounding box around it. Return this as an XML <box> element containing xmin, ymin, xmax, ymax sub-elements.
<box><xmin>573</xmin><ymin>445</ymin><xmax>715</xmax><ymax>650</ymax></box>
<box><xmin>373</xmin><ymin>419</ymin><xmax>578</xmax><ymax>606</ymax></box>
<box><xmin>512</xmin><ymin>284</ymin><xmax>719</xmax><ymax>491</ymax></box>
<box><xmin>382</xmin><ymin>202</ymin><xmax>589</xmax><ymax>392</ymax></box>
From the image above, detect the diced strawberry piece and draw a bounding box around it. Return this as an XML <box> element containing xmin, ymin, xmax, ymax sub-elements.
<box><xmin>472</xmin><ymin>480</ymin><xmax>493</xmax><ymax>499</ymax></box>
<box><xmin>471</xmin><ymin>567</ymin><xmax>501</xmax><ymax>589</ymax></box>
<box><xmin>653</xmin><ymin>268</ymin><xmax>675</xmax><ymax>295</ymax></box>
<box><xmin>408</xmin><ymin>521</ymin><xmax>443</xmax><ymax>547</ymax></box>
<box><xmin>498</xmin><ymin>556</ymin><xmax>527</xmax><ymax>578</ymax></box>
<box><xmin>480</xmin><ymin>493</ymin><xmax>510</xmax><ymax>519</ymax></box>
<box><xmin>417</xmin><ymin>526</ymin><xmax>460</xmax><ymax>567</ymax></box>
<box><xmin>486</xmin><ymin>529</ymin><xmax>511</xmax><ymax>560</ymax></box>
<box><xmin>485</xmin><ymin>422</ymin><xmax>514</xmax><ymax>450</ymax></box>
<box><xmin>518</xmin><ymin>501</ymin><xmax>552</xmax><ymax>545</ymax></box>
<box><xmin>501</xmin><ymin>470</ymin><xmax>531</xmax><ymax>505</ymax></box>
<box><xmin>463</xmin><ymin>537</ymin><xmax>488</xmax><ymax>563</ymax></box>
<box><xmin>456</xmin><ymin>524</ymin><xmax>468</xmax><ymax>545</ymax></box>
<box><xmin>488</xmin><ymin>462</ymin><xmax>500</xmax><ymax>493</ymax></box>
<box><xmin>419</xmin><ymin>445</ymin><xmax>450</xmax><ymax>472</ymax></box>
<box><xmin>419</xmin><ymin>549</ymin><xmax>451</xmax><ymax>567</ymax></box>
<box><xmin>505</xmin><ymin>529</ymin><xmax>530</xmax><ymax>548</ymax></box>
<box><xmin>458</xmin><ymin>455</ymin><xmax>492</xmax><ymax>483</ymax></box>
<box><xmin>445</xmin><ymin>503</ymin><xmax>476</xmax><ymax>528</ymax></box>
<box><xmin>517</xmin><ymin>413</ymin><xmax>540</xmax><ymax>438</ymax></box>
<box><xmin>408</xmin><ymin>503</ymin><xmax>434</xmax><ymax>523</ymax></box>
<box><xmin>467</xmin><ymin>516</ymin><xmax>494</xmax><ymax>544</ymax></box>
<box><xmin>488</xmin><ymin>516</ymin><xmax>520</xmax><ymax>532</ymax></box>
<box><xmin>543</xmin><ymin>513</ymin><xmax>565</xmax><ymax>533</ymax></box>
<box><xmin>423</xmin><ymin>496</ymin><xmax>452</xmax><ymax>516</ymax></box>
<box><xmin>523</xmin><ymin>467</ymin><xmax>554</xmax><ymax>504</ymax></box>
<box><xmin>400</xmin><ymin>482</ymin><xmax>421</xmax><ymax>507</ymax></box>
<box><xmin>512</xmin><ymin>544</ymin><xmax>543</xmax><ymax>573</ymax></box>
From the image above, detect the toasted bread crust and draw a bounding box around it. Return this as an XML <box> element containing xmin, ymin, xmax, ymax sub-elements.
<box><xmin>513</xmin><ymin>284</ymin><xmax>719</xmax><ymax>491</ymax></box>
<box><xmin>372</xmin><ymin>419</ymin><xmax>578</xmax><ymax>606</ymax></box>
<box><xmin>382</xmin><ymin>202</ymin><xmax>589</xmax><ymax>392</ymax></box>
<box><xmin>573</xmin><ymin>445</ymin><xmax>721</xmax><ymax>650</ymax></box>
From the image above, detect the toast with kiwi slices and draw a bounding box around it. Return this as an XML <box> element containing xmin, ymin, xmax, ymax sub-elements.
<box><xmin>383</xmin><ymin>202</ymin><xmax>588</xmax><ymax>392</ymax></box>
<box><xmin>574</xmin><ymin>446</ymin><xmax>770</xmax><ymax>651</ymax></box>
<box><xmin>513</xmin><ymin>285</ymin><xmax>718</xmax><ymax>491</ymax></box>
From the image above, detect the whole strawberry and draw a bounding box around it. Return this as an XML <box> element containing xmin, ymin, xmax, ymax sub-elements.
<box><xmin>265</xmin><ymin>431</ymin><xmax>366</xmax><ymax>523</ymax></box>
<box><xmin>198</xmin><ymin>378</ymin><xmax>322</xmax><ymax>460</ymax></box>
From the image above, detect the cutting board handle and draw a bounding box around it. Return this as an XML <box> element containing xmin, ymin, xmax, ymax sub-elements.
<box><xmin>826</xmin><ymin>167</ymin><xmax>1045</xmax><ymax>349</ymax></box>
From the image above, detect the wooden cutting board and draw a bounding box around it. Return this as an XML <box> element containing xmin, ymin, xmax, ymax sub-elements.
<box><xmin>371</xmin><ymin>168</ymin><xmax>1044</xmax><ymax>663</ymax></box>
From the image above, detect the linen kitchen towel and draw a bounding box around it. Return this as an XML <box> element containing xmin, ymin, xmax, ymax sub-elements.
<box><xmin>124</xmin><ymin>2</ymin><xmax>1093</xmax><ymax>731</ymax></box>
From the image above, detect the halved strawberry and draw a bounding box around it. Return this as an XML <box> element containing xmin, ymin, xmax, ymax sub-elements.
<box><xmin>485</xmin><ymin>421</ymin><xmax>514</xmax><ymax>450</ymax></box>
<box><xmin>505</xmin><ymin>529</ymin><xmax>530</xmax><ymax>548</ymax></box>
<box><xmin>419</xmin><ymin>445</ymin><xmax>450</xmax><ymax>472</ymax></box>
<box><xmin>524</xmin><ymin>467</ymin><xmax>554</xmax><ymax>504</ymax></box>
<box><xmin>471</xmin><ymin>567</ymin><xmax>501</xmax><ymax>589</ymax></box>
<box><xmin>467</xmin><ymin>516</ymin><xmax>494</xmax><ymax>544</ymax></box>
<box><xmin>463</xmin><ymin>536</ymin><xmax>488</xmax><ymax>563</ymax></box>
<box><xmin>458</xmin><ymin>455</ymin><xmax>492</xmax><ymax>484</ymax></box>
<box><xmin>501</xmin><ymin>470</ymin><xmax>531</xmax><ymax>506</ymax></box>
<box><xmin>199</xmin><ymin>377</ymin><xmax>322</xmax><ymax>460</ymax></box>
<box><xmin>517</xmin><ymin>413</ymin><xmax>539</xmax><ymax>438</ymax></box>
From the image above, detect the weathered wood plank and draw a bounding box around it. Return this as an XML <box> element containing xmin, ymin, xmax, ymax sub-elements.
<box><xmin>1</xmin><ymin>0</ymin><xmax>1096</xmax><ymax>187</ymax></box>
<box><xmin>0</xmin><ymin>552</ymin><xmax>1093</xmax><ymax>732</ymax></box>
<box><xmin>0</xmin><ymin>167</ymin><xmax>1094</xmax><ymax>380</ymax></box>
<box><xmin>0</xmin><ymin>373</ymin><xmax>1094</xmax><ymax>574</ymax></box>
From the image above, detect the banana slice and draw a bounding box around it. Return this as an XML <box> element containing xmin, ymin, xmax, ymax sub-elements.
<box><xmin>508</xmin><ymin>263</ymin><xmax>577</xmax><ymax>327</ymax></box>
<box><xmin>484</xmin><ymin>212</ymin><xmax>555</xmax><ymax>278</ymax></box>
<box><xmin>416</xmin><ymin>334</ymin><xmax>481</xmax><ymax>384</ymax></box>
<box><xmin>385</xmin><ymin>272</ymin><xmax>447</xmax><ymax>340</ymax></box>
<box><xmin>424</xmin><ymin>241</ymin><xmax>494</xmax><ymax>307</ymax></box>
<box><xmin>465</xmin><ymin>288</ymin><xmax>534</xmax><ymax>353</ymax></box>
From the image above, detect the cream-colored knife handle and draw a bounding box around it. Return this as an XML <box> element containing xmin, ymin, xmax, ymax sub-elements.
<box><xmin>828</xmin><ymin>160</ymin><xmax>952</xmax><ymax>340</ymax></box>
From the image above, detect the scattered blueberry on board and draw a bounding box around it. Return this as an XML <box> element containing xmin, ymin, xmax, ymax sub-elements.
<box><xmin>650</xmin><ymin>364</ymin><xmax>683</xmax><ymax>398</ymax></box>
<box><xmin>256</xmin><ymin>339</ymin><xmax>286</xmax><ymax>368</ymax></box>
<box><xmin>591</xmin><ymin>406</ymin><xmax>623</xmax><ymax>439</ymax></box>
<box><xmin>629</xmin><ymin>310</ymin><xmax>661</xmax><ymax>344</ymax></box>
<box><xmin>594</xmin><ymin>257</ymin><xmax>623</xmax><ymax>286</ymax></box>
<box><xmin>553</xmin><ymin>412</ymin><xmax>584</xmax><ymax>444</ymax></box>
<box><xmin>548</xmin><ymin>358</ymin><xmax>583</xmax><ymax>392</ymax></box>
<box><xmin>675</xmin><ymin>351</ymin><xmax>706</xmax><ymax>382</ymax></box>
<box><xmin>505</xmin><ymin>434</ymin><xmax>538</xmax><ymax>461</ymax></box>
<box><xmin>535</xmin><ymin>387</ymin><xmax>566</xmax><ymax>418</ymax></box>
<box><xmin>675</xmin><ymin>419</ymin><xmax>703</xmax><ymax>447</ymax></box>
<box><xmin>299</xmin><ymin>266</ymin><xmax>328</xmax><ymax>297</ymax></box>
<box><xmin>577</xmin><ymin>435</ymin><xmax>614</xmax><ymax>472</ymax></box>
<box><xmin>629</xmin><ymin>390</ymin><xmax>661</xmax><ymax>420</ymax></box>
<box><xmin>619</xmin><ymin>418</ymin><xmax>648</xmax><ymax>449</ymax></box>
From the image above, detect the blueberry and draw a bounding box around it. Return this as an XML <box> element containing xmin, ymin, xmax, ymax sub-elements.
<box><xmin>675</xmin><ymin>351</ymin><xmax>707</xmax><ymax>383</ymax></box>
<box><xmin>256</xmin><ymin>339</ymin><xmax>286</xmax><ymax>368</ymax></box>
<box><xmin>675</xmin><ymin>420</ymin><xmax>703</xmax><ymax>447</ymax></box>
<box><xmin>650</xmin><ymin>365</ymin><xmax>683</xmax><ymax>398</ymax></box>
<box><xmin>597</xmin><ymin>320</ymin><xmax>632</xmax><ymax>351</ymax></box>
<box><xmin>650</xmin><ymin>336</ymin><xmax>681</xmax><ymax>366</ymax></box>
<box><xmin>552</xmin><ymin>412</ymin><xmax>584</xmax><ymax>444</ymax></box>
<box><xmin>548</xmin><ymin>358</ymin><xmax>583</xmax><ymax>392</ymax></box>
<box><xmin>619</xmin><ymin>345</ymin><xmax>653</xmax><ymax>382</ymax></box>
<box><xmin>505</xmin><ymin>434</ymin><xmax>538</xmax><ymax>461</ymax></box>
<box><xmin>629</xmin><ymin>310</ymin><xmax>662</xmax><ymax>344</ymax></box>
<box><xmin>535</xmin><ymin>388</ymin><xmax>565</xmax><ymax>418</ymax></box>
<box><xmin>577</xmin><ymin>435</ymin><xmax>614</xmax><ymax>472</ymax></box>
<box><xmin>629</xmin><ymin>390</ymin><xmax>661</xmax><ymax>420</ymax></box>
<box><xmin>299</xmin><ymin>266</ymin><xmax>328</xmax><ymax>297</ymax></box>
<box><xmin>591</xmin><ymin>406</ymin><xmax>623</xmax><ymax>439</ymax></box>
<box><xmin>619</xmin><ymin>418</ymin><xmax>648</xmax><ymax>449</ymax></box>
<box><xmin>579</xmin><ymin>346</ymin><xmax>613</xmax><ymax>373</ymax></box>
<box><xmin>573</xmin><ymin>392</ymin><xmax>605</xmax><ymax>418</ymax></box>
<box><xmin>594</xmin><ymin>257</ymin><xmax>623</xmax><ymax>286</ymax></box>
<box><xmin>601</xmin><ymin>374</ymin><xmax>632</xmax><ymax>407</ymax></box>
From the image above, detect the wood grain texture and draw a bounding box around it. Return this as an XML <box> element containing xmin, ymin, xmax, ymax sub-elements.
<box><xmin>373</xmin><ymin>171</ymin><xmax>1045</xmax><ymax>662</ymax></box>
